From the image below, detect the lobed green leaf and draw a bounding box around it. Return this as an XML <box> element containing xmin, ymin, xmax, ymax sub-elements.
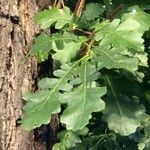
<box><xmin>35</xmin><ymin>6</ymin><xmax>73</xmax><ymax>29</ymax></box>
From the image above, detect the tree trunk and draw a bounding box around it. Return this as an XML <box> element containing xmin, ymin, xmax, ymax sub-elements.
<box><xmin>0</xmin><ymin>0</ymin><xmax>50</xmax><ymax>149</ymax></box>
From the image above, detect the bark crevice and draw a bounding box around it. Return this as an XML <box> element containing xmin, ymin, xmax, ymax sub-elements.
<box><xmin>0</xmin><ymin>1</ymin><xmax>59</xmax><ymax>149</ymax></box>
<box><xmin>0</xmin><ymin>0</ymin><xmax>39</xmax><ymax>149</ymax></box>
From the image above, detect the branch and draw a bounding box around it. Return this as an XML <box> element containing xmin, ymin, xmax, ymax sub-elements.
<box><xmin>74</xmin><ymin>0</ymin><xmax>85</xmax><ymax>17</ymax></box>
<box><xmin>108</xmin><ymin>4</ymin><xmax>124</xmax><ymax>20</ymax></box>
<box><xmin>103</xmin><ymin>0</ymin><xmax>124</xmax><ymax>20</ymax></box>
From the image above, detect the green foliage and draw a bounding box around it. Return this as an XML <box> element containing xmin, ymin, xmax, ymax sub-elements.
<box><xmin>94</xmin><ymin>18</ymin><xmax>144</xmax><ymax>50</ymax></box>
<box><xmin>52</xmin><ymin>41</ymin><xmax>82</xmax><ymax>64</ymax></box>
<box><xmin>138</xmin><ymin>119</ymin><xmax>150</xmax><ymax>150</ymax></box>
<box><xmin>21</xmin><ymin>58</ymin><xmax>85</xmax><ymax>130</ymax></box>
<box><xmin>21</xmin><ymin>1</ymin><xmax>150</xmax><ymax>149</ymax></box>
<box><xmin>122</xmin><ymin>6</ymin><xmax>150</xmax><ymax>33</ymax></box>
<box><xmin>93</xmin><ymin>46</ymin><xmax>139</xmax><ymax>72</ymax></box>
<box><xmin>76</xmin><ymin>3</ymin><xmax>105</xmax><ymax>29</ymax></box>
<box><xmin>83</xmin><ymin>3</ymin><xmax>105</xmax><ymax>21</ymax></box>
<box><xmin>60</xmin><ymin>60</ymin><xmax>106</xmax><ymax>131</ymax></box>
<box><xmin>103</xmin><ymin>75</ymin><xmax>145</xmax><ymax>136</ymax></box>
<box><xmin>53</xmin><ymin>131</ymin><xmax>81</xmax><ymax>150</ymax></box>
<box><xmin>30</xmin><ymin>33</ymin><xmax>52</xmax><ymax>62</ymax></box>
<box><xmin>35</xmin><ymin>6</ymin><xmax>73</xmax><ymax>29</ymax></box>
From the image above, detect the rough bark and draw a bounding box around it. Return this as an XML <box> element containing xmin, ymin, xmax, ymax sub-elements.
<box><xmin>0</xmin><ymin>0</ymin><xmax>39</xmax><ymax>149</ymax></box>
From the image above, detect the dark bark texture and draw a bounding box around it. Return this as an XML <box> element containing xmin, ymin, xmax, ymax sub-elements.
<box><xmin>0</xmin><ymin>0</ymin><xmax>52</xmax><ymax>149</ymax></box>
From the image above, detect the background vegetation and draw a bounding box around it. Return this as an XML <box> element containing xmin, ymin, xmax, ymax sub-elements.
<box><xmin>21</xmin><ymin>0</ymin><xmax>150</xmax><ymax>149</ymax></box>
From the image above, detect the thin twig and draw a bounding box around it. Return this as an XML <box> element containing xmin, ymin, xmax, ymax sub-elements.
<box><xmin>75</xmin><ymin>28</ymin><xmax>94</xmax><ymax>36</ymax></box>
<box><xmin>87</xmin><ymin>38</ymin><xmax>94</xmax><ymax>52</ymax></box>
<box><xmin>108</xmin><ymin>4</ymin><xmax>124</xmax><ymax>20</ymax></box>
<box><xmin>53</xmin><ymin>0</ymin><xmax>57</xmax><ymax>7</ymax></box>
<box><xmin>103</xmin><ymin>0</ymin><xmax>124</xmax><ymax>20</ymax></box>
<box><xmin>74</xmin><ymin>0</ymin><xmax>85</xmax><ymax>17</ymax></box>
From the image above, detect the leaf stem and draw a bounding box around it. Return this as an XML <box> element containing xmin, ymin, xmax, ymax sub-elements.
<box><xmin>92</xmin><ymin>132</ymin><xmax>115</xmax><ymax>139</ymax></box>
<box><xmin>86</xmin><ymin>35</ymin><xmax>95</xmax><ymax>58</ymax></box>
<box><xmin>74</xmin><ymin>28</ymin><xmax>94</xmax><ymax>36</ymax></box>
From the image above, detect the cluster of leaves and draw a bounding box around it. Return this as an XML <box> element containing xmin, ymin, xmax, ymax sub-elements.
<box><xmin>21</xmin><ymin>0</ymin><xmax>150</xmax><ymax>149</ymax></box>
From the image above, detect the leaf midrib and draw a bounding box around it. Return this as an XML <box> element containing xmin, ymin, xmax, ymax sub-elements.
<box><xmin>94</xmin><ymin>47</ymin><xmax>134</xmax><ymax>73</ymax></box>
<box><xmin>106</xmin><ymin>75</ymin><xmax>124</xmax><ymax>124</ymax></box>
<box><xmin>30</xmin><ymin>56</ymin><xmax>88</xmax><ymax>115</ymax></box>
<box><xmin>82</xmin><ymin>60</ymin><xmax>88</xmax><ymax>115</ymax></box>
